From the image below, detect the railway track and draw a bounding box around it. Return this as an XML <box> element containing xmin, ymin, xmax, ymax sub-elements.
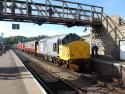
<box><xmin>14</xmin><ymin>49</ymin><xmax>125</xmax><ymax>94</ymax></box>
<box><xmin>14</xmin><ymin>50</ymin><xmax>78</xmax><ymax>94</ymax></box>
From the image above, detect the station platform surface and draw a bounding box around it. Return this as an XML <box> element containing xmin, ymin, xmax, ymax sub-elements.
<box><xmin>92</xmin><ymin>55</ymin><xmax>125</xmax><ymax>63</ymax></box>
<box><xmin>91</xmin><ymin>55</ymin><xmax>125</xmax><ymax>82</ymax></box>
<box><xmin>0</xmin><ymin>50</ymin><xmax>46</xmax><ymax>94</ymax></box>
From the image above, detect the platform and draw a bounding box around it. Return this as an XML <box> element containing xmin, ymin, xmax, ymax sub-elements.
<box><xmin>0</xmin><ymin>50</ymin><xmax>47</xmax><ymax>94</ymax></box>
<box><xmin>91</xmin><ymin>56</ymin><xmax>125</xmax><ymax>82</ymax></box>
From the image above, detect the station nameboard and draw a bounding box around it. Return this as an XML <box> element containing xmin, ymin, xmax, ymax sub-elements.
<box><xmin>12</xmin><ymin>24</ymin><xmax>20</xmax><ymax>29</ymax></box>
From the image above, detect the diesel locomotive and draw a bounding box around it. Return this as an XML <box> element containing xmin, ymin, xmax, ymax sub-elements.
<box><xmin>17</xmin><ymin>33</ymin><xmax>91</xmax><ymax>71</ymax></box>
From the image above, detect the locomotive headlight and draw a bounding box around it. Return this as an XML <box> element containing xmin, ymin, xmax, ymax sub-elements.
<box><xmin>66</xmin><ymin>52</ymin><xmax>70</xmax><ymax>56</ymax></box>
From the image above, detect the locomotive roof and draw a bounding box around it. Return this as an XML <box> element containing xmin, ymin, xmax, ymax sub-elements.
<box><xmin>60</xmin><ymin>33</ymin><xmax>81</xmax><ymax>44</ymax></box>
<box><xmin>39</xmin><ymin>33</ymin><xmax>81</xmax><ymax>44</ymax></box>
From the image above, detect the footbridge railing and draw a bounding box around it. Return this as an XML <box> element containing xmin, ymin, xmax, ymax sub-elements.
<box><xmin>0</xmin><ymin>0</ymin><xmax>103</xmax><ymax>26</ymax></box>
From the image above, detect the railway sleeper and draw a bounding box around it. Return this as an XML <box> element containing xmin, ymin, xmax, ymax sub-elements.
<box><xmin>15</xmin><ymin>51</ymin><xmax>77</xmax><ymax>94</ymax></box>
<box><xmin>26</xmin><ymin>51</ymin><xmax>91</xmax><ymax>72</ymax></box>
<box><xmin>97</xmin><ymin>80</ymin><xmax>125</xmax><ymax>94</ymax></box>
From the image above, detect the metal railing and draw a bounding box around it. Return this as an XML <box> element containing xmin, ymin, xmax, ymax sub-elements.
<box><xmin>102</xmin><ymin>13</ymin><xmax>125</xmax><ymax>45</ymax></box>
<box><xmin>0</xmin><ymin>0</ymin><xmax>103</xmax><ymax>26</ymax></box>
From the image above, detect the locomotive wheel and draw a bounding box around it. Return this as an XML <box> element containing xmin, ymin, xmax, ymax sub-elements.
<box><xmin>84</xmin><ymin>63</ymin><xmax>90</xmax><ymax>70</ymax></box>
<box><xmin>63</xmin><ymin>63</ymin><xmax>69</xmax><ymax>69</ymax></box>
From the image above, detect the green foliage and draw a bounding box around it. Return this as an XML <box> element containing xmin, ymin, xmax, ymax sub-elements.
<box><xmin>4</xmin><ymin>35</ymin><xmax>49</xmax><ymax>45</ymax></box>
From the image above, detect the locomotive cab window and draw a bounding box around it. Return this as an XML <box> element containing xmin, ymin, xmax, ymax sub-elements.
<box><xmin>53</xmin><ymin>43</ymin><xmax>57</xmax><ymax>52</ymax></box>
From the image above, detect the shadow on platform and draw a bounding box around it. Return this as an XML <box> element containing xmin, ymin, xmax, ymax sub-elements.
<box><xmin>0</xmin><ymin>66</ymin><xmax>32</xmax><ymax>80</ymax></box>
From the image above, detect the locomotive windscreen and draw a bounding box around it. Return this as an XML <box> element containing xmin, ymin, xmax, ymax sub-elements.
<box><xmin>60</xmin><ymin>33</ymin><xmax>81</xmax><ymax>44</ymax></box>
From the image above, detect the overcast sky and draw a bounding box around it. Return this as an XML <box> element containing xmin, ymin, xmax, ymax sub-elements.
<box><xmin>0</xmin><ymin>0</ymin><xmax>125</xmax><ymax>37</ymax></box>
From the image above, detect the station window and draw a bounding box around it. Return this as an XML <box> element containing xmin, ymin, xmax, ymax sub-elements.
<box><xmin>53</xmin><ymin>43</ymin><xmax>57</xmax><ymax>52</ymax></box>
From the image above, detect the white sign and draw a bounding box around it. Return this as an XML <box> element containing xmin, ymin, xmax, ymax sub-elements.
<box><xmin>120</xmin><ymin>40</ymin><xmax>125</xmax><ymax>60</ymax></box>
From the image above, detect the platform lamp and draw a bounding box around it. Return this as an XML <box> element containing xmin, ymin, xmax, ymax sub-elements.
<box><xmin>0</xmin><ymin>35</ymin><xmax>2</xmax><ymax>45</ymax></box>
<box><xmin>1</xmin><ymin>33</ymin><xmax>4</xmax><ymax>45</ymax></box>
<box><xmin>0</xmin><ymin>33</ymin><xmax>4</xmax><ymax>45</ymax></box>
<box><xmin>0</xmin><ymin>33</ymin><xmax>4</xmax><ymax>55</ymax></box>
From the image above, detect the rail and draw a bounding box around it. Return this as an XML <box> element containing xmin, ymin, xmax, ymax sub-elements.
<box><xmin>14</xmin><ymin>50</ymin><xmax>54</xmax><ymax>94</ymax></box>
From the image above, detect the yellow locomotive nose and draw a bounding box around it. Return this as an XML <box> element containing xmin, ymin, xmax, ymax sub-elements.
<box><xmin>59</xmin><ymin>40</ymin><xmax>90</xmax><ymax>60</ymax></box>
<box><xmin>59</xmin><ymin>40</ymin><xmax>90</xmax><ymax>71</ymax></box>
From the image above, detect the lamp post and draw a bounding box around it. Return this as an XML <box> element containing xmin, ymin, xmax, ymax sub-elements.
<box><xmin>0</xmin><ymin>33</ymin><xmax>4</xmax><ymax>55</ymax></box>
<box><xmin>0</xmin><ymin>33</ymin><xmax>4</xmax><ymax>45</ymax></box>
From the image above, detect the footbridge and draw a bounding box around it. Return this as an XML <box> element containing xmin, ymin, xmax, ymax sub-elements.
<box><xmin>1</xmin><ymin>0</ymin><xmax>125</xmax><ymax>59</ymax></box>
<box><xmin>0</xmin><ymin>0</ymin><xmax>103</xmax><ymax>27</ymax></box>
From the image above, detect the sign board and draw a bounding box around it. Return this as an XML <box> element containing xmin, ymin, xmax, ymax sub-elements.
<box><xmin>120</xmin><ymin>40</ymin><xmax>125</xmax><ymax>60</ymax></box>
<box><xmin>12</xmin><ymin>24</ymin><xmax>20</xmax><ymax>29</ymax></box>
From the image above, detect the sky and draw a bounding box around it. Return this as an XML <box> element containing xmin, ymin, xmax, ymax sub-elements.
<box><xmin>0</xmin><ymin>0</ymin><xmax>125</xmax><ymax>37</ymax></box>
